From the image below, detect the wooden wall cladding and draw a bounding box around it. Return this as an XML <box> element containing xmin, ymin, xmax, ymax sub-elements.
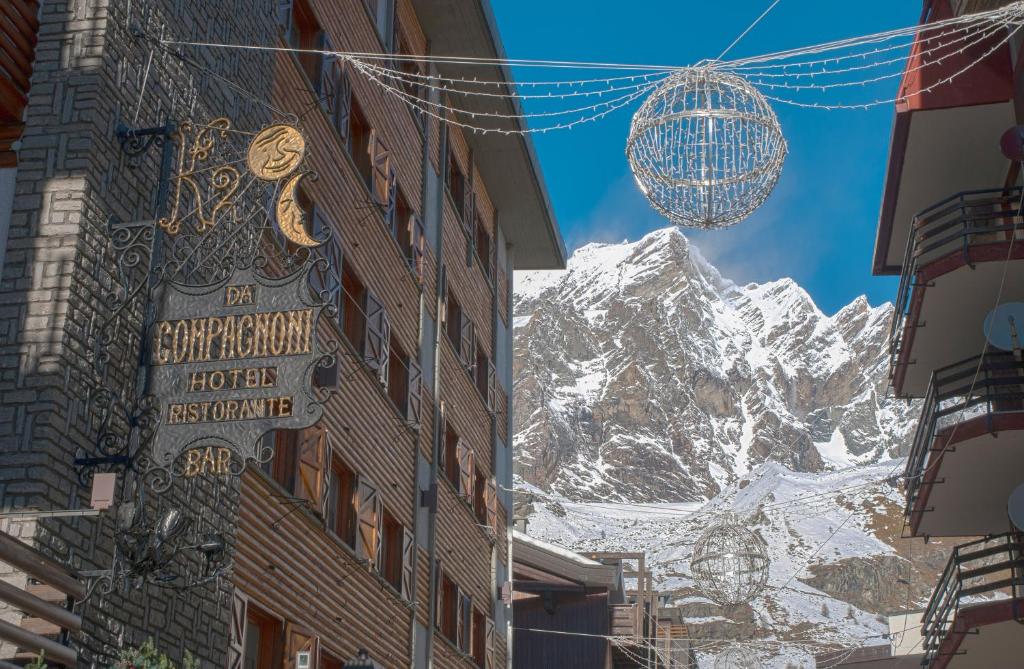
<box><xmin>236</xmin><ymin>470</ymin><xmax>413</xmax><ymax>665</ymax></box>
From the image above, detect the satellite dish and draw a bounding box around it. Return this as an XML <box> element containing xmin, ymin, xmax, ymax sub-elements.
<box><xmin>1001</xmin><ymin>126</ymin><xmax>1024</xmax><ymax>161</ymax></box>
<box><xmin>1009</xmin><ymin>483</ymin><xmax>1024</xmax><ymax>532</ymax></box>
<box><xmin>983</xmin><ymin>303</ymin><xmax>1024</xmax><ymax>352</ymax></box>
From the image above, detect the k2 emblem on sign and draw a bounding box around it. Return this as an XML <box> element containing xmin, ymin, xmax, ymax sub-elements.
<box><xmin>146</xmin><ymin>259</ymin><xmax>331</xmax><ymax>475</ymax></box>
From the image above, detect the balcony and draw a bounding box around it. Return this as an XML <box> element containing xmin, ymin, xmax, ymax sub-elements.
<box><xmin>889</xmin><ymin>188</ymin><xmax>1024</xmax><ymax>397</ymax></box>
<box><xmin>921</xmin><ymin>533</ymin><xmax>1024</xmax><ymax>669</ymax></box>
<box><xmin>872</xmin><ymin>1</ymin><xmax>1013</xmax><ymax>277</ymax></box>
<box><xmin>905</xmin><ymin>351</ymin><xmax>1024</xmax><ymax>538</ymax></box>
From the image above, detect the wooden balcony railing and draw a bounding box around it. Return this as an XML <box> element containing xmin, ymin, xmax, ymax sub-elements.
<box><xmin>904</xmin><ymin>350</ymin><xmax>1024</xmax><ymax>519</ymax></box>
<box><xmin>1</xmin><ymin>0</ymin><xmax>40</xmax><ymax>166</ymax></box>
<box><xmin>889</xmin><ymin>188</ymin><xmax>1024</xmax><ymax>383</ymax></box>
<box><xmin>921</xmin><ymin>532</ymin><xmax>1024</xmax><ymax>667</ymax></box>
<box><xmin>0</xmin><ymin>530</ymin><xmax>83</xmax><ymax>666</ymax></box>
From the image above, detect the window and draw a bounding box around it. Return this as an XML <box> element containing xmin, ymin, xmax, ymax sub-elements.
<box><xmin>243</xmin><ymin>604</ymin><xmax>282</xmax><ymax>669</ymax></box>
<box><xmin>443</xmin><ymin>423</ymin><xmax>460</xmax><ymax>490</ymax></box>
<box><xmin>394</xmin><ymin>188</ymin><xmax>412</xmax><ymax>255</ymax></box>
<box><xmin>380</xmin><ymin>509</ymin><xmax>404</xmax><ymax>591</ymax></box>
<box><xmin>263</xmin><ymin>430</ymin><xmax>299</xmax><ymax>492</ymax></box>
<box><xmin>327</xmin><ymin>456</ymin><xmax>357</xmax><ymax>547</ymax></box>
<box><xmin>394</xmin><ymin>27</ymin><xmax>426</xmax><ymax>128</ymax></box>
<box><xmin>349</xmin><ymin>98</ymin><xmax>373</xmax><ymax>189</ymax></box>
<box><xmin>472</xmin><ymin>607</ymin><xmax>487</xmax><ymax>666</ymax></box>
<box><xmin>440</xmin><ymin>572</ymin><xmax>458</xmax><ymax>642</ymax></box>
<box><xmin>445</xmin><ymin>288</ymin><xmax>463</xmax><ymax>355</ymax></box>
<box><xmin>341</xmin><ymin>260</ymin><xmax>366</xmax><ymax>351</ymax></box>
<box><xmin>363</xmin><ymin>0</ymin><xmax>392</xmax><ymax>46</ymax></box>
<box><xmin>446</xmin><ymin>147</ymin><xmax>466</xmax><ymax>220</ymax></box>
<box><xmin>475</xmin><ymin>215</ymin><xmax>492</xmax><ymax>280</ymax></box>
<box><xmin>289</xmin><ymin>0</ymin><xmax>324</xmax><ymax>88</ymax></box>
<box><xmin>387</xmin><ymin>338</ymin><xmax>410</xmax><ymax>414</ymax></box>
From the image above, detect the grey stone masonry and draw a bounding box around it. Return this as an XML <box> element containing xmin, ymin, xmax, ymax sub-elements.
<box><xmin>0</xmin><ymin>0</ymin><xmax>277</xmax><ymax>666</ymax></box>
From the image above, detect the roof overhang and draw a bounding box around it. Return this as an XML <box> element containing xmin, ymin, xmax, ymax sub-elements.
<box><xmin>512</xmin><ymin>531</ymin><xmax>623</xmax><ymax>591</ymax></box>
<box><xmin>873</xmin><ymin>0</ymin><xmax>1015</xmax><ymax>275</ymax></box>
<box><xmin>411</xmin><ymin>0</ymin><xmax>566</xmax><ymax>270</ymax></box>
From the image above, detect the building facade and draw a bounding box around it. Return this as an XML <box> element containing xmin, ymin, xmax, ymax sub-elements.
<box><xmin>874</xmin><ymin>0</ymin><xmax>1024</xmax><ymax>666</ymax></box>
<box><xmin>0</xmin><ymin>1</ymin><xmax>564</xmax><ymax>668</ymax></box>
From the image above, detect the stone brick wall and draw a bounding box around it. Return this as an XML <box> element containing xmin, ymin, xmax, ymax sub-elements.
<box><xmin>0</xmin><ymin>0</ymin><xmax>278</xmax><ymax>665</ymax></box>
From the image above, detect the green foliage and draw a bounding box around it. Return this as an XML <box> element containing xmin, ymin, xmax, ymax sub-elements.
<box><xmin>113</xmin><ymin>635</ymin><xmax>198</xmax><ymax>667</ymax></box>
<box><xmin>25</xmin><ymin>639</ymin><xmax>196</xmax><ymax>669</ymax></box>
<box><xmin>113</xmin><ymin>639</ymin><xmax>198</xmax><ymax>669</ymax></box>
<box><xmin>25</xmin><ymin>652</ymin><xmax>48</xmax><ymax>669</ymax></box>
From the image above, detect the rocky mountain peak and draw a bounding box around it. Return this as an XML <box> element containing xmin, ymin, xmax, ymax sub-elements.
<box><xmin>513</xmin><ymin>227</ymin><xmax>917</xmax><ymax>503</ymax></box>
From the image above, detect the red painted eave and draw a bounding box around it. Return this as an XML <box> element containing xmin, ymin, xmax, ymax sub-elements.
<box><xmin>872</xmin><ymin>0</ymin><xmax>1014</xmax><ymax>276</ymax></box>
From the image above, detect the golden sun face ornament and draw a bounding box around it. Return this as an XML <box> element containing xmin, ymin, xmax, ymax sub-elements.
<box><xmin>247</xmin><ymin>124</ymin><xmax>305</xmax><ymax>180</ymax></box>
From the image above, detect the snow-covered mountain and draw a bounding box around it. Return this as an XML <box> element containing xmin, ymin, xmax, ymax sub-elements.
<box><xmin>513</xmin><ymin>227</ymin><xmax>916</xmax><ymax>502</ymax></box>
<box><xmin>511</xmin><ymin>228</ymin><xmax>944</xmax><ymax>666</ymax></box>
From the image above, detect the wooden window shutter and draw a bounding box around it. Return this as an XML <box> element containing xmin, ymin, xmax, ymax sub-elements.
<box><xmin>408</xmin><ymin>214</ymin><xmax>425</xmax><ymax>282</ymax></box>
<box><xmin>407</xmin><ymin>357</ymin><xmax>423</xmax><ymax>427</ymax></box>
<box><xmin>484</xmin><ymin>617</ymin><xmax>495</xmax><ymax>669</ymax></box>
<box><xmin>354</xmin><ymin>475</ymin><xmax>382</xmax><ymax>569</ymax></box>
<box><xmin>226</xmin><ymin>590</ymin><xmax>247</xmax><ymax>669</ymax></box>
<box><xmin>463</xmin><ymin>189</ymin><xmax>475</xmax><ymax>236</ymax></box>
<box><xmin>400</xmin><ymin>527</ymin><xmax>415</xmax><ymax>601</ymax></box>
<box><xmin>285</xmin><ymin>624</ymin><xmax>319</xmax><ymax>669</ymax></box>
<box><xmin>464</xmin><ymin>194</ymin><xmax>476</xmax><ymax>267</ymax></box>
<box><xmin>368</xmin><ymin>131</ymin><xmax>393</xmax><ymax>207</ymax></box>
<box><xmin>460</xmin><ymin>317</ymin><xmax>475</xmax><ymax>370</ymax></box>
<box><xmin>276</xmin><ymin>0</ymin><xmax>294</xmax><ymax>38</ymax></box>
<box><xmin>438</xmin><ymin>407</ymin><xmax>448</xmax><ymax>475</ymax></box>
<box><xmin>434</xmin><ymin>565</ymin><xmax>444</xmax><ymax>630</ymax></box>
<box><xmin>318</xmin><ymin>36</ymin><xmax>334</xmax><ymax>104</ymax></box>
<box><xmin>295</xmin><ymin>427</ymin><xmax>328</xmax><ymax>515</ymax></box>
<box><xmin>335</xmin><ymin>61</ymin><xmax>352</xmax><ymax>146</ymax></box>
<box><xmin>456</xmin><ymin>588</ymin><xmax>467</xmax><ymax>651</ymax></box>
<box><xmin>457</xmin><ymin>440</ymin><xmax>474</xmax><ymax>499</ymax></box>
<box><xmin>363</xmin><ymin>291</ymin><xmax>390</xmax><ymax>380</ymax></box>
<box><xmin>485</xmin><ymin>477</ymin><xmax>497</xmax><ymax>534</ymax></box>
<box><xmin>486</xmin><ymin>359</ymin><xmax>497</xmax><ymax>414</ymax></box>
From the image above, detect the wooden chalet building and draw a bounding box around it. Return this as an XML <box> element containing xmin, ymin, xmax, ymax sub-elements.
<box><xmin>873</xmin><ymin>0</ymin><xmax>1024</xmax><ymax>667</ymax></box>
<box><xmin>511</xmin><ymin>532</ymin><xmax>692</xmax><ymax>669</ymax></box>
<box><xmin>0</xmin><ymin>0</ymin><xmax>563</xmax><ymax>667</ymax></box>
<box><xmin>232</xmin><ymin>1</ymin><xmax>565</xmax><ymax>668</ymax></box>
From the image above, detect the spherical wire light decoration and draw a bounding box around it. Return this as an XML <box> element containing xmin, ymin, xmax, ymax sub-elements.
<box><xmin>713</xmin><ymin>646</ymin><xmax>759</xmax><ymax>669</ymax></box>
<box><xmin>690</xmin><ymin>512</ymin><xmax>770</xmax><ymax>606</ymax></box>
<box><xmin>626</xmin><ymin>66</ymin><xmax>787</xmax><ymax>229</ymax></box>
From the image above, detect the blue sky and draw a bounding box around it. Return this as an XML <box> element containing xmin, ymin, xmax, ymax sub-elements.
<box><xmin>491</xmin><ymin>0</ymin><xmax>922</xmax><ymax>314</ymax></box>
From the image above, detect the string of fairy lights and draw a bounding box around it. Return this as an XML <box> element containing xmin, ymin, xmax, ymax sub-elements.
<box><xmin>147</xmin><ymin>1</ymin><xmax>1024</xmax><ymax>665</ymax></box>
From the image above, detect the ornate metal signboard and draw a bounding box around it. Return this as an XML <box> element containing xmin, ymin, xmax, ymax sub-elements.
<box><xmin>77</xmin><ymin>115</ymin><xmax>337</xmax><ymax>593</ymax></box>
<box><xmin>147</xmin><ymin>262</ymin><xmax>328</xmax><ymax>476</ymax></box>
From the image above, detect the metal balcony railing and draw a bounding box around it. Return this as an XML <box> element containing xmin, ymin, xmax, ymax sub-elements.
<box><xmin>889</xmin><ymin>188</ymin><xmax>1024</xmax><ymax>382</ymax></box>
<box><xmin>904</xmin><ymin>351</ymin><xmax>1024</xmax><ymax>519</ymax></box>
<box><xmin>922</xmin><ymin>532</ymin><xmax>1024</xmax><ymax>667</ymax></box>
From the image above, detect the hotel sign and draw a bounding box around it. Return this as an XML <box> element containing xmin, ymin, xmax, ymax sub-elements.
<box><xmin>146</xmin><ymin>262</ymin><xmax>328</xmax><ymax>474</ymax></box>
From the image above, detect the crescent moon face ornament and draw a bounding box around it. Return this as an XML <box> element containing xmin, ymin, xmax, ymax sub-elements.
<box><xmin>275</xmin><ymin>172</ymin><xmax>324</xmax><ymax>248</ymax></box>
<box><xmin>247</xmin><ymin>124</ymin><xmax>306</xmax><ymax>181</ymax></box>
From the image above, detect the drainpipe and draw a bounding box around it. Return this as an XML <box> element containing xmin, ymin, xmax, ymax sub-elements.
<box><xmin>424</xmin><ymin>91</ymin><xmax>449</xmax><ymax>669</ymax></box>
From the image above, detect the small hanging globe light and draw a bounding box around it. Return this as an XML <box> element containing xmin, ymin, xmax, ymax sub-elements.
<box><xmin>714</xmin><ymin>646</ymin><xmax>759</xmax><ymax>669</ymax></box>
<box><xmin>690</xmin><ymin>511</ymin><xmax>770</xmax><ymax>606</ymax></box>
<box><xmin>626</xmin><ymin>66</ymin><xmax>787</xmax><ymax>229</ymax></box>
